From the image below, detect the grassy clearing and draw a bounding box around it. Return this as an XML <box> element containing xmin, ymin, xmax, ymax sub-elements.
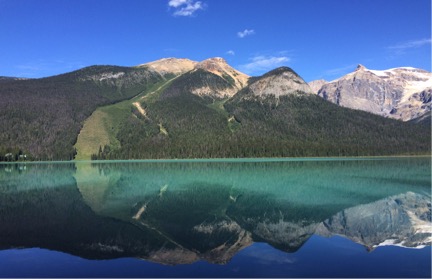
<box><xmin>141</xmin><ymin>76</ymin><xmax>181</xmax><ymax>104</ymax></box>
<box><xmin>74</xmin><ymin>110</ymin><xmax>112</xmax><ymax>160</ymax></box>
<box><xmin>74</xmin><ymin>78</ymin><xmax>176</xmax><ymax>160</ymax></box>
<box><xmin>207</xmin><ymin>98</ymin><xmax>229</xmax><ymax>117</ymax></box>
<box><xmin>207</xmin><ymin>99</ymin><xmax>242</xmax><ymax>133</ymax></box>
<box><xmin>158</xmin><ymin>123</ymin><xmax>169</xmax><ymax>136</ymax></box>
<box><xmin>75</xmin><ymin>100</ymin><xmax>137</xmax><ymax>160</ymax></box>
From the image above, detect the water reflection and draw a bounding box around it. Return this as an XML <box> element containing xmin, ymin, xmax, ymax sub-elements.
<box><xmin>0</xmin><ymin>158</ymin><xmax>430</xmax><ymax>265</ymax></box>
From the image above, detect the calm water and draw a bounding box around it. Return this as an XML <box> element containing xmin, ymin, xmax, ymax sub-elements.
<box><xmin>0</xmin><ymin>157</ymin><xmax>430</xmax><ymax>278</ymax></box>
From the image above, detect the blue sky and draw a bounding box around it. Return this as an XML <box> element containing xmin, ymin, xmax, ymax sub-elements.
<box><xmin>0</xmin><ymin>0</ymin><xmax>430</xmax><ymax>81</ymax></box>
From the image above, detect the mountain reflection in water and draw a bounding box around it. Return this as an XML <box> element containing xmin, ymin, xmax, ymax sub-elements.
<box><xmin>0</xmin><ymin>158</ymin><xmax>430</xmax><ymax>265</ymax></box>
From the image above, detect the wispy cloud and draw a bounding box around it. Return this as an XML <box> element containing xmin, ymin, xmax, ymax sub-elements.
<box><xmin>168</xmin><ymin>0</ymin><xmax>205</xmax><ymax>17</ymax></box>
<box><xmin>387</xmin><ymin>38</ymin><xmax>431</xmax><ymax>56</ymax></box>
<box><xmin>14</xmin><ymin>60</ymin><xmax>85</xmax><ymax>78</ymax></box>
<box><xmin>237</xmin><ymin>29</ymin><xmax>255</xmax><ymax>38</ymax></box>
<box><xmin>168</xmin><ymin>0</ymin><xmax>189</xmax><ymax>7</ymax></box>
<box><xmin>239</xmin><ymin>54</ymin><xmax>290</xmax><ymax>75</ymax></box>
<box><xmin>226</xmin><ymin>50</ymin><xmax>235</xmax><ymax>56</ymax></box>
<box><xmin>323</xmin><ymin>64</ymin><xmax>357</xmax><ymax>78</ymax></box>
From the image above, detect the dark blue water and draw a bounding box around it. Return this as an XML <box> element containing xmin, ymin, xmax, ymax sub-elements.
<box><xmin>0</xmin><ymin>157</ymin><xmax>430</xmax><ymax>278</ymax></box>
<box><xmin>0</xmin><ymin>237</ymin><xmax>430</xmax><ymax>278</ymax></box>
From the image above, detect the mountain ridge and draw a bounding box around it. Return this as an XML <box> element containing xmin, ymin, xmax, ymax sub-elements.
<box><xmin>0</xmin><ymin>58</ymin><xmax>430</xmax><ymax>161</ymax></box>
<box><xmin>310</xmin><ymin>65</ymin><xmax>431</xmax><ymax>121</ymax></box>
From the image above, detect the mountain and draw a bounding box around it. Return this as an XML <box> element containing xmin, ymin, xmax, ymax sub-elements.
<box><xmin>95</xmin><ymin>65</ymin><xmax>430</xmax><ymax>160</ymax></box>
<box><xmin>316</xmin><ymin>192</ymin><xmax>432</xmax><ymax>250</ymax></box>
<box><xmin>139</xmin><ymin>57</ymin><xmax>249</xmax><ymax>96</ymax></box>
<box><xmin>138</xmin><ymin>57</ymin><xmax>197</xmax><ymax>76</ymax></box>
<box><xmin>194</xmin><ymin>57</ymin><xmax>249</xmax><ymax>91</ymax></box>
<box><xmin>159</xmin><ymin>57</ymin><xmax>249</xmax><ymax>100</ymax></box>
<box><xmin>0</xmin><ymin>65</ymin><xmax>167</xmax><ymax>160</ymax></box>
<box><xmin>410</xmin><ymin>112</ymin><xmax>432</xmax><ymax>126</ymax></box>
<box><xmin>0</xmin><ymin>76</ymin><xmax>30</xmax><ymax>82</ymax></box>
<box><xmin>308</xmin><ymin>79</ymin><xmax>327</xmax><ymax>93</ymax></box>
<box><xmin>0</xmin><ymin>59</ymin><xmax>430</xmax><ymax>161</ymax></box>
<box><xmin>314</xmin><ymin>65</ymin><xmax>432</xmax><ymax>121</ymax></box>
<box><xmin>234</xmin><ymin>67</ymin><xmax>313</xmax><ymax>99</ymax></box>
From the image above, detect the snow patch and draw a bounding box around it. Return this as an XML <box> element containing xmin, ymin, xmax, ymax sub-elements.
<box><xmin>373</xmin><ymin>239</ymin><xmax>427</xmax><ymax>249</ymax></box>
<box><xmin>367</xmin><ymin>69</ymin><xmax>390</xmax><ymax>77</ymax></box>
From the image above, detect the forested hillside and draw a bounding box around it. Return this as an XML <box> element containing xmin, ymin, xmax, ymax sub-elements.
<box><xmin>1</xmin><ymin>63</ymin><xmax>430</xmax><ymax>161</ymax></box>
<box><xmin>0</xmin><ymin>66</ymin><xmax>165</xmax><ymax>160</ymax></box>
<box><xmin>93</xmin><ymin>67</ymin><xmax>431</xmax><ymax>159</ymax></box>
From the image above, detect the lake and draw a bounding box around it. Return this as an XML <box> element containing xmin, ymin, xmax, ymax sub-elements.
<box><xmin>0</xmin><ymin>157</ymin><xmax>430</xmax><ymax>278</ymax></box>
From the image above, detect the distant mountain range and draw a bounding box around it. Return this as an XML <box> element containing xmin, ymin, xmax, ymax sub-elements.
<box><xmin>308</xmin><ymin>64</ymin><xmax>431</xmax><ymax>122</ymax></box>
<box><xmin>0</xmin><ymin>58</ymin><xmax>430</xmax><ymax>160</ymax></box>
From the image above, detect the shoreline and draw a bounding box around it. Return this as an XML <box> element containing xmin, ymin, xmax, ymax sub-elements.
<box><xmin>1</xmin><ymin>154</ymin><xmax>430</xmax><ymax>164</ymax></box>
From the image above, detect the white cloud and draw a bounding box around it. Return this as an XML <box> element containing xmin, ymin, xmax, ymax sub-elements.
<box><xmin>387</xmin><ymin>38</ymin><xmax>431</xmax><ymax>56</ymax></box>
<box><xmin>168</xmin><ymin>0</ymin><xmax>204</xmax><ymax>17</ymax></box>
<box><xmin>168</xmin><ymin>0</ymin><xmax>189</xmax><ymax>8</ymax></box>
<box><xmin>237</xmin><ymin>29</ymin><xmax>255</xmax><ymax>38</ymax></box>
<box><xmin>226</xmin><ymin>50</ymin><xmax>235</xmax><ymax>56</ymax></box>
<box><xmin>239</xmin><ymin>55</ymin><xmax>290</xmax><ymax>75</ymax></box>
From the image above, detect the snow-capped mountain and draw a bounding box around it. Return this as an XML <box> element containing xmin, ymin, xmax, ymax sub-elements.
<box><xmin>316</xmin><ymin>192</ymin><xmax>432</xmax><ymax>250</ymax></box>
<box><xmin>313</xmin><ymin>65</ymin><xmax>431</xmax><ymax>121</ymax></box>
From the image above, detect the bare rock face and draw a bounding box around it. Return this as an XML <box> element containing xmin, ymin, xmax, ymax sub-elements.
<box><xmin>317</xmin><ymin>65</ymin><xmax>432</xmax><ymax>121</ymax></box>
<box><xmin>248</xmin><ymin>67</ymin><xmax>314</xmax><ymax>97</ymax></box>
<box><xmin>175</xmin><ymin>57</ymin><xmax>250</xmax><ymax>99</ymax></box>
<box><xmin>141</xmin><ymin>57</ymin><xmax>250</xmax><ymax>99</ymax></box>
<box><xmin>252</xmin><ymin>220</ymin><xmax>318</xmax><ymax>252</ymax></box>
<box><xmin>316</xmin><ymin>192</ymin><xmax>432</xmax><ymax>250</ymax></box>
<box><xmin>308</xmin><ymin>79</ymin><xmax>327</xmax><ymax>94</ymax></box>
<box><xmin>194</xmin><ymin>57</ymin><xmax>250</xmax><ymax>91</ymax></box>
<box><xmin>138</xmin><ymin>58</ymin><xmax>198</xmax><ymax>76</ymax></box>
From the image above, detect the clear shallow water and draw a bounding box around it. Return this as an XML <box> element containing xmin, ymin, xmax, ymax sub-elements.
<box><xmin>0</xmin><ymin>157</ymin><xmax>431</xmax><ymax>278</ymax></box>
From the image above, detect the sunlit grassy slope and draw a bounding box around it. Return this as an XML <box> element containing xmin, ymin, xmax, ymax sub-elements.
<box><xmin>74</xmin><ymin>78</ymin><xmax>177</xmax><ymax>160</ymax></box>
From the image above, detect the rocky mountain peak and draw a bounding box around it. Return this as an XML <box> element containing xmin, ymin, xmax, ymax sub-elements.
<box><xmin>194</xmin><ymin>57</ymin><xmax>249</xmax><ymax>90</ymax></box>
<box><xmin>247</xmin><ymin>66</ymin><xmax>314</xmax><ymax>97</ymax></box>
<box><xmin>138</xmin><ymin>58</ymin><xmax>198</xmax><ymax>75</ymax></box>
<box><xmin>317</xmin><ymin>65</ymin><xmax>432</xmax><ymax>121</ymax></box>
<box><xmin>355</xmin><ymin>64</ymin><xmax>367</xmax><ymax>71</ymax></box>
<box><xmin>308</xmin><ymin>79</ymin><xmax>327</xmax><ymax>94</ymax></box>
<box><xmin>200</xmin><ymin>57</ymin><xmax>227</xmax><ymax>64</ymax></box>
<box><xmin>195</xmin><ymin>57</ymin><xmax>228</xmax><ymax>72</ymax></box>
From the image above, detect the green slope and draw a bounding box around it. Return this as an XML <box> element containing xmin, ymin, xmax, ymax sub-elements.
<box><xmin>74</xmin><ymin>76</ymin><xmax>180</xmax><ymax>160</ymax></box>
<box><xmin>2</xmin><ymin>65</ymin><xmax>430</xmax><ymax>161</ymax></box>
<box><xmin>91</xmin><ymin>68</ymin><xmax>431</xmax><ymax>160</ymax></box>
<box><xmin>0</xmin><ymin>65</ymin><xmax>165</xmax><ymax>161</ymax></box>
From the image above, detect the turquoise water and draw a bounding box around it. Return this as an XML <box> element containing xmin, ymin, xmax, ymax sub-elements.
<box><xmin>0</xmin><ymin>157</ymin><xmax>430</xmax><ymax>277</ymax></box>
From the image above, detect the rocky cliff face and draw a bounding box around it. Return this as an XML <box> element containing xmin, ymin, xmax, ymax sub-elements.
<box><xmin>146</xmin><ymin>57</ymin><xmax>250</xmax><ymax>99</ymax></box>
<box><xmin>316</xmin><ymin>192</ymin><xmax>432</xmax><ymax>250</ymax></box>
<box><xmin>194</xmin><ymin>57</ymin><xmax>249</xmax><ymax>91</ymax></box>
<box><xmin>237</xmin><ymin>67</ymin><xmax>314</xmax><ymax>100</ymax></box>
<box><xmin>185</xmin><ymin>57</ymin><xmax>249</xmax><ymax>98</ymax></box>
<box><xmin>316</xmin><ymin>65</ymin><xmax>432</xmax><ymax>121</ymax></box>
<box><xmin>138</xmin><ymin>57</ymin><xmax>197</xmax><ymax>76</ymax></box>
<box><xmin>308</xmin><ymin>79</ymin><xmax>327</xmax><ymax>94</ymax></box>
